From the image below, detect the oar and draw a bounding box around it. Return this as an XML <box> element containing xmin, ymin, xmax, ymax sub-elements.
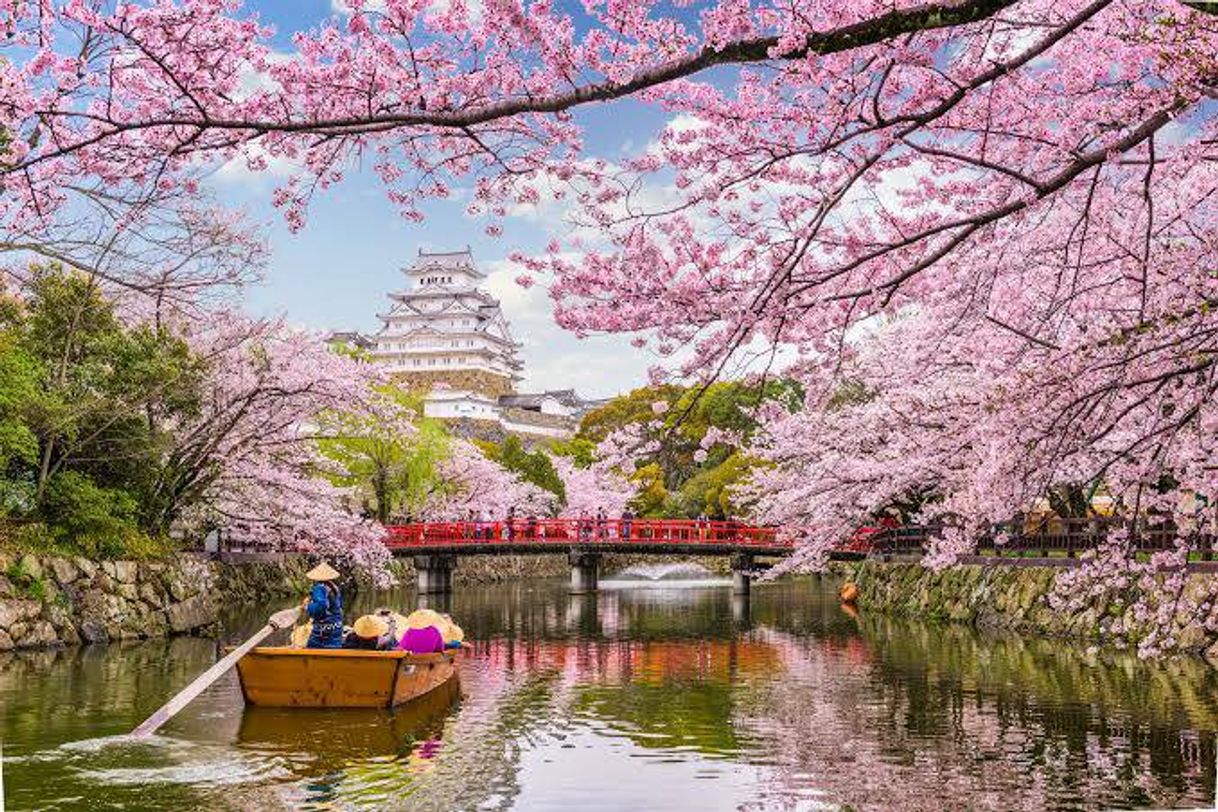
<box><xmin>131</xmin><ymin>605</ymin><xmax>301</xmax><ymax>738</ymax></box>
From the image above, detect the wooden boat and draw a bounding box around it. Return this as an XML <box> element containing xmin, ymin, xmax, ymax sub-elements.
<box><xmin>235</xmin><ymin>647</ymin><xmax>458</xmax><ymax>709</ymax></box>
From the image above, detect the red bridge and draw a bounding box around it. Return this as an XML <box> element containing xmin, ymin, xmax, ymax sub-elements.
<box><xmin>385</xmin><ymin>518</ymin><xmax>795</xmax><ymax>596</ymax></box>
<box><xmin>385</xmin><ymin>518</ymin><xmax>792</xmax><ymax>556</ymax></box>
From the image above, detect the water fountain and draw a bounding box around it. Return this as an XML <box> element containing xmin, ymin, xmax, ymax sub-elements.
<box><xmin>601</xmin><ymin>561</ymin><xmax>730</xmax><ymax>587</ymax></box>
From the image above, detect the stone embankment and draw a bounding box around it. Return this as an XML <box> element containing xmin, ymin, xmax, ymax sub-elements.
<box><xmin>0</xmin><ymin>552</ymin><xmax>223</xmax><ymax>650</ymax></box>
<box><xmin>834</xmin><ymin>560</ymin><xmax>1218</xmax><ymax>660</ymax></box>
<box><xmin>0</xmin><ymin>551</ymin><xmax>320</xmax><ymax>651</ymax></box>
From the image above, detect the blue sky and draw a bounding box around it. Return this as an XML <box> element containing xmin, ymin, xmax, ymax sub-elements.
<box><xmin>211</xmin><ymin>1</ymin><xmax>685</xmax><ymax>398</ymax></box>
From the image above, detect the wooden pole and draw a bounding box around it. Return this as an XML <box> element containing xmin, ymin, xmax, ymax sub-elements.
<box><xmin>131</xmin><ymin>606</ymin><xmax>300</xmax><ymax>738</ymax></box>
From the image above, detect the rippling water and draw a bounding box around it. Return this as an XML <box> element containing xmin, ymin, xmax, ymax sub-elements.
<box><xmin>1</xmin><ymin>575</ymin><xmax>1216</xmax><ymax>810</ymax></box>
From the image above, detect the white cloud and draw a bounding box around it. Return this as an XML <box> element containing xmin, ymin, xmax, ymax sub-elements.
<box><xmin>331</xmin><ymin>0</ymin><xmax>483</xmax><ymax>22</ymax></box>
<box><xmin>331</xmin><ymin>0</ymin><xmax>388</xmax><ymax>13</ymax></box>
<box><xmin>482</xmin><ymin>258</ymin><xmax>651</xmax><ymax>398</ymax></box>
<box><xmin>214</xmin><ymin>142</ymin><xmax>304</xmax><ymax>186</ymax></box>
<box><xmin>233</xmin><ymin>51</ymin><xmax>293</xmax><ymax>102</ymax></box>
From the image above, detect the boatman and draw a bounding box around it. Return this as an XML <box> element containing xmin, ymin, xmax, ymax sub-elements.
<box><xmin>303</xmin><ymin>561</ymin><xmax>344</xmax><ymax>649</ymax></box>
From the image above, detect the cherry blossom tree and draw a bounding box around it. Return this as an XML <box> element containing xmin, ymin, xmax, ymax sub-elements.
<box><xmin>0</xmin><ymin>177</ymin><xmax>266</xmax><ymax>306</ymax></box>
<box><xmin>169</xmin><ymin>311</ymin><xmax>393</xmax><ymax>580</ymax></box>
<box><xmin>551</xmin><ymin>454</ymin><xmax>636</xmax><ymax>517</ymax></box>
<box><xmin>421</xmin><ymin>439</ymin><xmax>556</xmax><ymax>519</ymax></box>
<box><xmin>5</xmin><ymin>1</ymin><xmax>1218</xmax><ymax>607</ymax></box>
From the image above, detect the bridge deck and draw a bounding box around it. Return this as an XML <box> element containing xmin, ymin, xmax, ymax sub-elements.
<box><xmin>385</xmin><ymin>519</ymin><xmax>793</xmax><ymax>557</ymax></box>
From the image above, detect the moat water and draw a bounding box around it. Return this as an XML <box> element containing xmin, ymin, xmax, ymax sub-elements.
<box><xmin>1</xmin><ymin>575</ymin><xmax>1216</xmax><ymax>810</ymax></box>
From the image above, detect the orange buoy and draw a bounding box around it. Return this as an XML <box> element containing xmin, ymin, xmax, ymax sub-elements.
<box><xmin>839</xmin><ymin>582</ymin><xmax>859</xmax><ymax>604</ymax></box>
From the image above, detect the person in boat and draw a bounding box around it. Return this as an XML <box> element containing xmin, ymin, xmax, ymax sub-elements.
<box><xmin>343</xmin><ymin>614</ymin><xmax>390</xmax><ymax>650</ymax></box>
<box><xmin>371</xmin><ymin>607</ymin><xmax>405</xmax><ymax>647</ymax></box>
<box><xmin>398</xmin><ymin>609</ymin><xmax>447</xmax><ymax>654</ymax></box>
<box><xmin>439</xmin><ymin>614</ymin><xmax>466</xmax><ymax>650</ymax></box>
<box><xmin>303</xmin><ymin>561</ymin><xmax>344</xmax><ymax>649</ymax></box>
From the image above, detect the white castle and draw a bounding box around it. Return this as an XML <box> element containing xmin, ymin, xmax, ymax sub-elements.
<box><xmin>335</xmin><ymin>248</ymin><xmax>596</xmax><ymax>439</ymax></box>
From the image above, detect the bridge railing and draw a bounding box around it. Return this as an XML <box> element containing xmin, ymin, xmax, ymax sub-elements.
<box><xmin>869</xmin><ymin>518</ymin><xmax>1218</xmax><ymax>559</ymax></box>
<box><xmin>384</xmin><ymin>518</ymin><xmax>786</xmax><ymax>549</ymax></box>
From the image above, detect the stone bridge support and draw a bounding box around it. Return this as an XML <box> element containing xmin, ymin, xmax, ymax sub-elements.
<box><xmin>730</xmin><ymin>552</ymin><xmax>754</xmax><ymax>597</ymax></box>
<box><xmin>414</xmin><ymin>554</ymin><xmax>457</xmax><ymax>595</ymax></box>
<box><xmin>569</xmin><ymin>550</ymin><xmax>601</xmax><ymax>594</ymax></box>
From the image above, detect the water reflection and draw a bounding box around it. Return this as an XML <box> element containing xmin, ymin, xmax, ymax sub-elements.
<box><xmin>0</xmin><ymin>577</ymin><xmax>1215</xmax><ymax>810</ymax></box>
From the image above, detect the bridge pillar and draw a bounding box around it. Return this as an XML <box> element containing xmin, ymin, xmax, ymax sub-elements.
<box><xmin>569</xmin><ymin>550</ymin><xmax>601</xmax><ymax>594</ymax></box>
<box><xmin>414</xmin><ymin>554</ymin><xmax>457</xmax><ymax>595</ymax></box>
<box><xmin>730</xmin><ymin>552</ymin><xmax>753</xmax><ymax>597</ymax></box>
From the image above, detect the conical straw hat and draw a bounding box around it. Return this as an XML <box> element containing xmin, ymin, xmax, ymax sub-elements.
<box><xmin>405</xmin><ymin>609</ymin><xmax>445</xmax><ymax>630</ymax></box>
<box><xmin>438</xmin><ymin>614</ymin><xmax>464</xmax><ymax>643</ymax></box>
<box><xmin>352</xmin><ymin>614</ymin><xmax>389</xmax><ymax>639</ymax></box>
<box><xmin>306</xmin><ymin>561</ymin><xmax>340</xmax><ymax>581</ymax></box>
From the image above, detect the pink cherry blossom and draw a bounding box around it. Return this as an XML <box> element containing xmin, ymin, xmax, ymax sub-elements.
<box><xmin>3</xmin><ymin>0</ymin><xmax>1218</xmax><ymax>647</ymax></box>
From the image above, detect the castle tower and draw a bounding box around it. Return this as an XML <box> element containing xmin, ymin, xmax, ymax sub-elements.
<box><xmin>370</xmin><ymin>248</ymin><xmax>523</xmax><ymax>398</ymax></box>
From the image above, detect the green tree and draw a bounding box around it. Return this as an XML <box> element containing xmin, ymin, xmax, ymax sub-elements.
<box><xmin>576</xmin><ymin>384</ymin><xmax>685</xmax><ymax>444</ymax></box>
<box><xmin>670</xmin><ymin>452</ymin><xmax>756</xmax><ymax>519</ymax></box>
<box><xmin>628</xmin><ymin>463</ymin><xmax>668</xmax><ymax>517</ymax></box>
<box><xmin>316</xmin><ymin>386</ymin><xmax>451</xmax><ymax>523</ymax></box>
<box><xmin>479</xmin><ymin>434</ymin><xmax>565</xmax><ymax>503</ymax></box>
<box><xmin>0</xmin><ymin>266</ymin><xmax>205</xmax><ymax>547</ymax></box>
<box><xmin>577</xmin><ymin>379</ymin><xmax>802</xmax><ymax>509</ymax></box>
<box><xmin>0</xmin><ymin>309</ymin><xmax>40</xmax><ymax>514</ymax></box>
<box><xmin>549</xmin><ymin>436</ymin><xmax>596</xmax><ymax>468</ymax></box>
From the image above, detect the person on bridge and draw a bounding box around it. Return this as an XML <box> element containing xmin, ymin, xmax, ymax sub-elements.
<box><xmin>621</xmin><ymin>508</ymin><xmax>634</xmax><ymax>542</ymax></box>
<box><xmin>303</xmin><ymin>561</ymin><xmax>344</xmax><ymax>649</ymax></box>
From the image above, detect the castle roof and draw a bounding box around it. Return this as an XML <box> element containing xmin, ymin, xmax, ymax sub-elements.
<box><xmin>405</xmin><ymin>246</ymin><xmax>485</xmax><ymax>279</ymax></box>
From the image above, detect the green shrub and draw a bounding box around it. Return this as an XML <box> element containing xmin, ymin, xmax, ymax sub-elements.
<box><xmin>75</xmin><ymin>528</ymin><xmax>175</xmax><ymax>560</ymax></box>
<box><xmin>39</xmin><ymin>471</ymin><xmax>139</xmax><ymax>541</ymax></box>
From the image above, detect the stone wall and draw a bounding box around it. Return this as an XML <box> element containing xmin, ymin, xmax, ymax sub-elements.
<box><xmin>213</xmin><ymin>555</ymin><xmax>310</xmax><ymax>604</ymax></box>
<box><xmin>0</xmin><ymin>551</ymin><xmax>222</xmax><ymax>650</ymax></box>
<box><xmin>500</xmin><ymin>406</ymin><xmax>577</xmax><ymax>431</ymax></box>
<box><xmin>389</xmin><ymin>369</ymin><xmax>515</xmax><ymax>397</ymax></box>
<box><xmin>0</xmin><ymin>551</ymin><xmax>320</xmax><ymax>651</ymax></box>
<box><xmin>834</xmin><ymin>560</ymin><xmax>1218</xmax><ymax>660</ymax></box>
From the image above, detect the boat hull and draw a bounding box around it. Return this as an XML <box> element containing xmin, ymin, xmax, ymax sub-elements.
<box><xmin>236</xmin><ymin>647</ymin><xmax>458</xmax><ymax>709</ymax></box>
